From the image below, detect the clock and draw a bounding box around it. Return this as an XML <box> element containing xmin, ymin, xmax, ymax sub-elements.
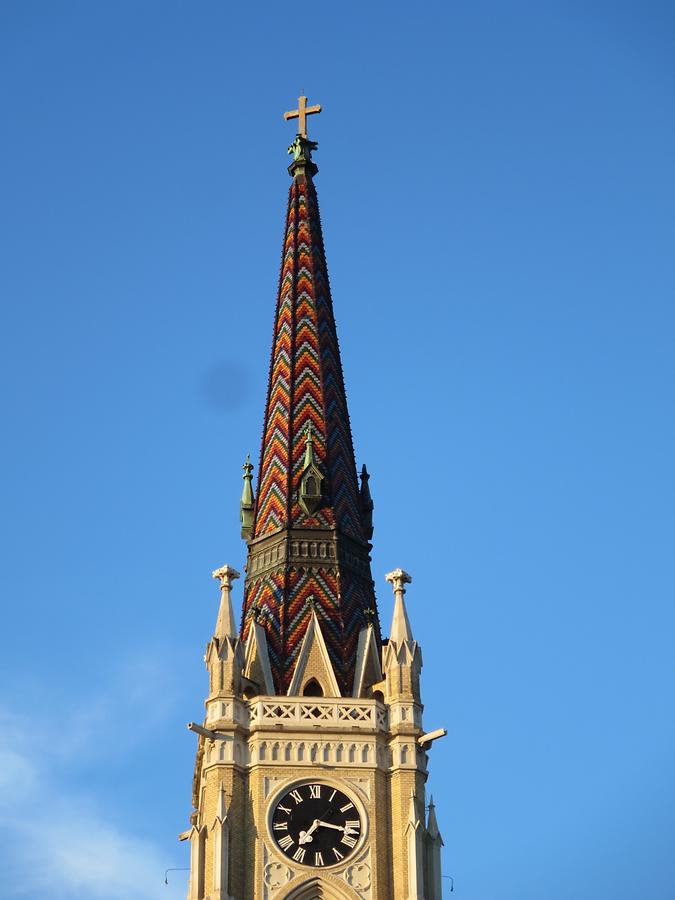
<box><xmin>270</xmin><ymin>783</ymin><xmax>363</xmax><ymax>868</ymax></box>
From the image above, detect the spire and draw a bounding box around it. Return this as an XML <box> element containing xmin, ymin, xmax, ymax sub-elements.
<box><xmin>425</xmin><ymin>795</ymin><xmax>444</xmax><ymax>898</ymax></box>
<box><xmin>239</xmin><ymin>456</ymin><xmax>254</xmax><ymax>540</ymax></box>
<box><xmin>240</xmin><ymin>99</ymin><xmax>379</xmax><ymax>694</ymax></box>
<box><xmin>385</xmin><ymin>568</ymin><xmax>414</xmax><ymax>644</ymax></box>
<box><xmin>426</xmin><ymin>795</ymin><xmax>441</xmax><ymax>840</ymax></box>
<box><xmin>212</xmin><ymin>566</ymin><xmax>239</xmax><ymax>641</ymax></box>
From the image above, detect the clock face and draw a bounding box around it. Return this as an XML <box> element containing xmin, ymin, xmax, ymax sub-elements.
<box><xmin>270</xmin><ymin>783</ymin><xmax>362</xmax><ymax>868</ymax></box>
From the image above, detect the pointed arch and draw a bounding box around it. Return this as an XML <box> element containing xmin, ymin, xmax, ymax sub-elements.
<box><xmin>278</xmin><ymin>873</ymin><xmax>360</xmax><ymax>899</ymax></box>
<box><xmin>303</xmin><ymin>677</ymin><xmax>324</xmax><ymax>697</ymax></box>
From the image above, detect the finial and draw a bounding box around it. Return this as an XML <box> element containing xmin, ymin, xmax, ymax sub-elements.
<box><xmin>306</xmin><ymin>594</ymin><xmax>316</xmax><ymax>610</ymax></box>
<box><xmin>212</xmin><ymin>565</ymin><xmax>241</xmax><ymax>589</ymax></box>
<box><xmin>359</xmin><ymin>464</ymin><xmax>374</xmax><ymax>540</ymax></box>
<box><xmin>212</xmin><ymin>565</ymin><xmax>240</xmax><ymax>641</ymax></box>
<box><xmin>385</xmin><ymin>568</ymin><xmax>412</xmax><ymax>594</ymax></box>
<box><xmin>363</xmin><ymin>606</ymin><xmax>376</xmax><ymax>625</ymax></box>
<box><xmin>283</xmin><ymin>94</ymin><xmax>322</xmax><ymax>139</ymax></box>
<box><xmin>385</xmin><ymin>569</ymin><xmax>414</xmax><ymax>644</ymax></box>
<box><xmin>284</xmin><ymin>95</ymin><xmax>321</xmax><ymax>178</ymax></box>
<box><xmin>240</xmin><ymin>455</ymin><xmax>255</xmax><ymax>541</ymax></box>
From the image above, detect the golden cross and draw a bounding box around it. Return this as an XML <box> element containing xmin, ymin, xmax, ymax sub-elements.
<box><xmin>284</xmin><ymin>95</ymin><xmax>321</xmax><ymax>138</ymax></box>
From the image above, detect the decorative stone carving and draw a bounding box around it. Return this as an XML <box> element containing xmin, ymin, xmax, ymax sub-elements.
<box><xmin>264</xmin><ymin>862</ymin><xmax>291</xmax><ymax>889</ymax></box>
<box><xmin>345</xmin><ymin>862</ymin><xmax>371</xmax><ymax>891</ymax></box>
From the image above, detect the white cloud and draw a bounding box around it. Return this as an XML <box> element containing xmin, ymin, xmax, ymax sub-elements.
<box><xmin>0</xmin><ymin>655</ymin><xmax>188</xmax><ymax>900</ymax></box>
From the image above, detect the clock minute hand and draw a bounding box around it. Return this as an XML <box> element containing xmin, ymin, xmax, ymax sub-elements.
<box><xmin>315</xmin><ymin>820</ymin><xmax>345</xmax><ymax>833</ymax></box>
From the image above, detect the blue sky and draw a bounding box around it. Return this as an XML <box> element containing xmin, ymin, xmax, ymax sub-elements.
<box><xmin>1</xmin><ymin>2</ymin><xmax>674</xmax><ymax>898</ymax></box>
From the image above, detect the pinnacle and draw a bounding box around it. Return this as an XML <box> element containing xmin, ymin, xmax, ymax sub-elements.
<box><xmin>385</xmin><ymin>569</ymin><xmax>414</xmax><ymax>645</ymax></box>
<box><xmin>212</xmin><ymin>565</ymin><xmax>240</xmax><ymax>641</ymax></box>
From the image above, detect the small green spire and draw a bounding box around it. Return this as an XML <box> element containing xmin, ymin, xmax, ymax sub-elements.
<box><xmin>240</xmin><ymin>454</ymin><xmax>255</xmax><ymax>541</ymax></box>
<box><xmin>303</xmin><ymin>422</ymin><xmax>315</xmax><ymax>468</ymax></box>
<box><xmin>359</xmin><ymin>464</ymin><xmax>374</xmax><ymax>540</ymax></box>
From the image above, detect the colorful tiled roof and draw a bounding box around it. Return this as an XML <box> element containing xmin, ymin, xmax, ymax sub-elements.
<box><xmin>240</xmin><ymin>153</ymin><xmax>379</xmax><ymax>695</ymax></box>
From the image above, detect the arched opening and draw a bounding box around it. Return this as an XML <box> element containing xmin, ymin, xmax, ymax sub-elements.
<box><xmin>302</xmin><ymin>678</ymin><xmax>324</xmax><ymax>697</ymax></box>
<box><xmin>305</xmin><ymin>475</ymin><xmax>318</xmax><ymax>495</ymax></box>
<box><xmin>371</xmin><ymin>689</ymin><xmax>384</xmax><ymax>704</ymax></box>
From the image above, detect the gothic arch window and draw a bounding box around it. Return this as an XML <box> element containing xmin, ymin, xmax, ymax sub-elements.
<box><xmin>302</xmin><ymin>678</ymin><xmax>324</xmax><ymax>697</ymax></box>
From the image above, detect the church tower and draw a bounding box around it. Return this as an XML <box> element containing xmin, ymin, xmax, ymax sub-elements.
<box><xmin>184</xmin><ymin>97</ymin><xmax>445</xmax><ymax>900</ymax></box>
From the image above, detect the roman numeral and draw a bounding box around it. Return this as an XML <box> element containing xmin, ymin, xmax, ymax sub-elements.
<box><xmin>314</xmin><ymin>852</ymin><xmax>324</xmax><ymax>866</ymax></box>
<box><xmin>277</xmin><ymin>804</ymin><xmax>291</xmax><ymax>814</ymax></box>
<box><xmin>332</xmin><ymin>847</ymin><xmax>344</xmax><ymax>861</ymax></box>
<box><xmin>339</xmin><ymin>801</ymin><xmax>354</xmax><ymax>812</ymax></box>
<box><xmin>290</xmin><ymin>789</ymin><xmax>303</xmax><ymax>804</ymax></box>
<box><xmin>292</xmin><ymin>847</ymin><xmax>306</xmax><ymax>863</ymax></box>
<box><xmin>341</xmin><ymin>833</ymin><xmax>357</xmax><ymax>848</ymax></box>
<box><xmin>272</xmin><ymin>821</ymin><xmax>288</xmax><ymax>831</ymax></box>
<box><xmin>308</xmin><ymin>784</ymin><xmax>321</xmax><ymax>799</ymax></box>
<box><xmin>345</xmin><ymin>819</ymin><xmax>360</xmax><ymax>832</ymax></box>
<box><xmin>278</xmin><ymin>835</ymin><xmax>293</xmax><ymax>850</ymax></box>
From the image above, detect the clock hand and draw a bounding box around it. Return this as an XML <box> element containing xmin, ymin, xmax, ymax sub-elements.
<box><xmin>315</xmin><ymin>820</ymin><xmax>346</xmax><ymax>832</ymax></box>
<box><xmin>298</xmin><ymin>819</ymin><xmax>320</xmax><ymax>845</ymax></box>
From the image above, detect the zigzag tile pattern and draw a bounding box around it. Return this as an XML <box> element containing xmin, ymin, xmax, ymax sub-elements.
<box><xmin>241</xmin><ymin>573</ymin><xmax>285</xmax><ymax>676</ymax></box>
<box><xmin>253</xmin><ymin>178</ymin><xmax>363</xmax><ymax>540</ymax></box>
<box><xmin>241</xmin><ymin>171</ymin><xmax>378</xmax><ymax>695</ymax></box>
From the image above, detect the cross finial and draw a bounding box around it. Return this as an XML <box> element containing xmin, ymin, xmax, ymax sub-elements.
<box><xmin>284</xmin><ymin>94</ymin><xmax>322</xmax><ymax>138</ymax></box>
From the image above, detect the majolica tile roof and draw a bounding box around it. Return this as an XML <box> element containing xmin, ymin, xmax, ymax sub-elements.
<box><xmin>240</xmin><ymin>161</ymin><xmax>378</xmax><ymax>695</ymax></box>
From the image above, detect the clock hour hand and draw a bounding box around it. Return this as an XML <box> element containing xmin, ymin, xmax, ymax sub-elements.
<box><xmin>298</xmin><ymin>819</ymin><xmax>320</xmax><ymax>845</ymax></box>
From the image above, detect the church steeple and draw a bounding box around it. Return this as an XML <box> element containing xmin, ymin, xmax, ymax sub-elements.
<box><xmin>185</xmin><ymin>101</ymin><xmax>445</xmax><ymax>900</ymax></box>
<box><xmin>240</xmin><ymin>98</ymin><xmax>378</xmax><ymax>695</ymax></box>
